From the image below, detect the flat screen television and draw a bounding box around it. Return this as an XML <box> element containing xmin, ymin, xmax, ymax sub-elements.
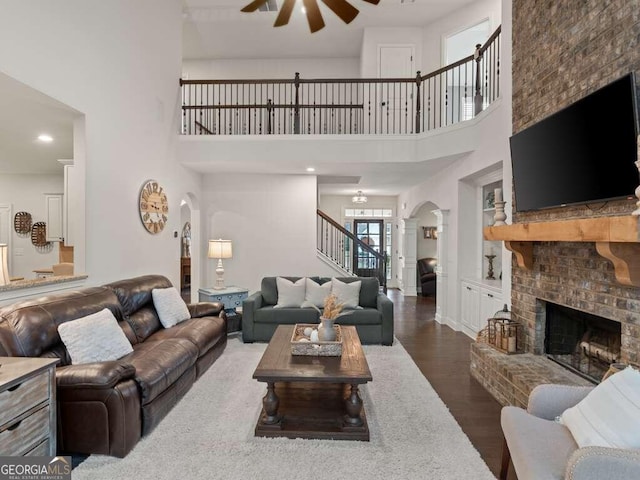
<box><xmin>510</xmin><ymin>73</ymin><xmax>639</xmax><ymax>212</ymax></box>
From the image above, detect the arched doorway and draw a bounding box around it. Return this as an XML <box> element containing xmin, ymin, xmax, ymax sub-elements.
<box><xmin>180</xmin><ymin>192</ymin><xmax>201</xmax><ymax>304</ymax></box>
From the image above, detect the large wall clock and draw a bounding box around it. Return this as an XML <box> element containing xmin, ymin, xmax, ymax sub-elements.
<box><xmin>139</xmin><ymin>179</ymin><xmax>168</xmax><ymax>234</ymax></box>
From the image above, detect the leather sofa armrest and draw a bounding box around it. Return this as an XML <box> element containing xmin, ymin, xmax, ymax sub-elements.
<box><xmin>56</xmin><ymin>361</ymin><xmax>136</xmax><ymax>390</ymax></box>
<box><xmin>187</xmin><ymin>302</ymin><xmax>224</xmax><ymax>319</ymax></box>
<box><xmin>567</xmin><ymin>447</ymin><xmax>640</xmax><ymax>480</ymax></box>
<box><xmin>527</xmin><ymin>384</ymin><xmax>594</xmax><ymax>420</ymax></box>
<box><xmin>377</xmin><ymin>293</ymin><xmax>394</xmax><ymax>346</ymax></box>
<box><xmin>242</xmin><ymin>292</ymin><xmax>263</xmax><ymax>343</ymax></box>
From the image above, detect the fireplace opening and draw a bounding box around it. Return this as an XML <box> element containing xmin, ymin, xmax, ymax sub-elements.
<box><xmin>544</xmin><ymin>301</ymin><xmax>621</xmax><ymax>383</ymax></box>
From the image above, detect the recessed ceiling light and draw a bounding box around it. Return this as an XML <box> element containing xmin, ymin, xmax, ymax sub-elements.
<box><xmin>37</xmin><ymin>134</ymin><xmax>53</xmax><ymax>143</ymax></box>
<box><xmin>306</xmin><ymin>167</ymin><xmax>315</xmax><ymax>172</ymax></box>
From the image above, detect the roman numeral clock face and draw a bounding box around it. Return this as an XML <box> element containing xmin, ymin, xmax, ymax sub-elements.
<box><xmin>139</xmin><ymin>180</ymin><xmax>169</xmax><ymax>234</ymax></box>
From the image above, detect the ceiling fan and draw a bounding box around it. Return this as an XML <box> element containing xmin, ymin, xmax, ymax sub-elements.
<box><xmin>241</xmin><ymin>0</ymin><xmax>380</xmax><ymax>33</ymax></box>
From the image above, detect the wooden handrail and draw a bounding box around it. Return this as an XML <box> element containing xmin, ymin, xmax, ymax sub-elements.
<box><xmin>317</xmin><ymin>210</ymin><xmax>386</xmax><ymax>260</ymax></box>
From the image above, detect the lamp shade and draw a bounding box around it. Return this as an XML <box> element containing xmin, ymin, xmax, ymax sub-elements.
<box><xmin>208</xmin><ymin>239</ymin><xmax>232</xmax><ymax>259</ymax></box>
<box><xmin>0</xmin><ymin>244</ymin><xmax>10</xmax><ymax>286</ymax></box>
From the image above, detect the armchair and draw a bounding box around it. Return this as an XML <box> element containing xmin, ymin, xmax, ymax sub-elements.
<box><xmin>417</xmin><ymin>258</ymin><xmax>437</xmax><ymax>297</ymax></box>
<box><xmin>500</xmin><ymin>384</ymin><xmax>640</xmax><ymax>480</ymax></box>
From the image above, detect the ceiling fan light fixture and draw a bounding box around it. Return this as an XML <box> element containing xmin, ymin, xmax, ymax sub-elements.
<box><xmin>352</xmin><ymin>190</ymin><xmax>368</xmax><ymax>204</ymax></box>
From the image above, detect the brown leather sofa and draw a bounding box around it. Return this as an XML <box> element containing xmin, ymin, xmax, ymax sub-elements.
<box><xmin>417</xmin><ymin>258</ymin><xmax>437</xmax><ymax>297</ymax></box>
<box><xmin>0</xmin><ymin>274</ymin><xmax>226</xmax><ymax>458</ymax></box>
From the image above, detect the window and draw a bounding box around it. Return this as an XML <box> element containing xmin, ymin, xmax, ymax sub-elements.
<box><xmin>344</xmin><ymin>208</ymin><xmax>393</xmax><ymax>218</ymax></box>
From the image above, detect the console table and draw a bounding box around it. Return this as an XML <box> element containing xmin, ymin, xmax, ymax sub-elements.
<box><xmin>199</xmin><ymin>286</ymin><xmax>249</xmax><ymax>333</ymax></box>
<box><xmin>0</xmin><ymin>357</ymin><xmax>58</xmax><ymax>456</ymax></box>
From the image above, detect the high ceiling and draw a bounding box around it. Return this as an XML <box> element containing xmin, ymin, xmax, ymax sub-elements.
<box><xmin>0</xmin><ymin>73</ymin><xmax>77</xmax><ymax>175</ymax></box>
<box><xmin>183</xmin><ymin>0</ymin><xmax>478</xmax><ymax>59</ymax></box>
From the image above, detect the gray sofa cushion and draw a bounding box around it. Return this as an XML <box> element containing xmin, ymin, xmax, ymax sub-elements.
<box><xmin>254</xmin><ymin>306</ymin><xmax>320</xmax><ymax>324</ymax></box>
<box><xmin>337</xmin><ymin>308</ymin><xmax>382</xmax><ymax>326</ymax></box>
<box><xmin>318</xmin><ymin>276</ymin><xmax>379</xmax><ymax>308</ymax></box>
<box><xmin>261</xmin><ymin>277</ymin><xmax>321</xmax><ymax>306</ymax></box>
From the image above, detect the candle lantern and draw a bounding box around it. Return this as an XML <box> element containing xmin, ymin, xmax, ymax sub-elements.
<box><xmin>485</xmin><ymin>305</ymin><xmax>523</xmax><ymax>354</ymax></box>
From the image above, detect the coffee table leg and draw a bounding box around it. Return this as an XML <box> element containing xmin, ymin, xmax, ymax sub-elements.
<box><xmin>344</xmin><ymin>384</ymin><xmax>364</xmax><ymax>427</ymax></box>
<box><xmin>262</xmin><ymin>382</ymin><xmax>281</xmax><ymax>425</ymax></box>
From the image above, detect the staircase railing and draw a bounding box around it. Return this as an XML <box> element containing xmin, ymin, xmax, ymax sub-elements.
<box><xmin>317</xmin><ymin>210</ymin><xmax>387</xmax><ymax>292</ymax></box>
<box><xmin>180</xmin><ymin>26</ymin><xmax>500</xmax><ymax>136</ymax></box>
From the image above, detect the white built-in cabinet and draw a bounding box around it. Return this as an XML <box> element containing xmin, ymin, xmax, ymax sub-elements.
<box><xmin>44</xmin><ymin>194</ymin><xmax>63</xmax><ymax>242</ymax></box>
<box><xmin>458</xmin><ymin>166</ymin><xmax>504</xmax><ymax>338</ymax></box>
<box><xmin>461</xmin><ymin>279</ymin><xmax>503</xmax><ymax>337</ymax></box>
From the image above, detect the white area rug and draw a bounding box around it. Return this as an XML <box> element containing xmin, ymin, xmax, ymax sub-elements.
<box><xmin>73</xmin><ymin>337</ymin><xmax>495</xmax><ymax>480</ymax></box>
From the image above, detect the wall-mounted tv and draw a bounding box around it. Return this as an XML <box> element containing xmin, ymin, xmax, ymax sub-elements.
<box><xmin>510</xmin><ymin>73</ymin><xmax>639</xmax><ymax>212</ymax></box>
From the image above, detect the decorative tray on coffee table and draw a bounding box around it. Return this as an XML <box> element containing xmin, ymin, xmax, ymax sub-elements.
<box><xmin>290</xmin><ymin>323</ymin><xmax>343</xmax><ymax>357</ymax></box>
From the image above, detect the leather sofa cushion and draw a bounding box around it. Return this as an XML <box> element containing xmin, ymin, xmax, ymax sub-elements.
<box><xmin>146</xmin><ymin>316</ymin><xmax>226</xmax><ymax>355</ymax></box>
<box><xmin>106</xmin><ymin>275</ymin><xmax>172</xmax><ymax>317</ymax></box>
<box><xmin>0</xmin><ymin>287</ymin><xmax>125</xmax><ymax>362</ymax></box>
<box><xmin>127</xmin><ymin>306</ymin><xmax>162</xmax><ymax>343</ymax></box>
<box><xmin>56</xmin><ymin>361</ymin><xmax>136</xmax><ymax>390</ymax></box>
<box><xmin>254</xmin><ymin>306</ymin><xmax>319</xmax><ymax>324</ymax></box>
<box><xmin>123</xmin><ymin>338</ymin><xmax>198</xmax><ymax>405</ymax></box>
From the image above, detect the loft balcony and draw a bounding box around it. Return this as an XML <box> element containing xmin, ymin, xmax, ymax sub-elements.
<box><xmin>180</xmin><ymin>27</ymin><xmax>501</xmax><ymax>138</ymax></box>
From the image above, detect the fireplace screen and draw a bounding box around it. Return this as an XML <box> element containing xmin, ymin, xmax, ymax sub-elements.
<box><xmin>544</xmin><ymin>302</ymin><xmax>621</xmax><ymax>382</ymax></box>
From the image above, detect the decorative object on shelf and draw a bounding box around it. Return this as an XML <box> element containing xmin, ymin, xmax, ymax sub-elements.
<box><xmin>31</xmin><ymin>222</ymin><xmax>50</xmax><ymax>247</ymax></box>
<box><xmin>208</xmin><ymin>239</ymin><xmax>233</xmax><ymax>290</ymax></box>
<box><xmin>485</xmin><ymin>254</ymin><xmax>496</xmax><ymax>280</ymax></box>
<box><xmin>0</xmin><ymin>243</ymin><xmax>10</xmax><ymax>286</ymax></box>
<box><xmin>241</xmin><ymin>0</ymin><xmax>380</xmax><ymax>34</ymax></box>
<box><xmin>633</xmin><ymin>135</ymin><xmax>640</xmax><ymax>216</ymax></box>
<box><xmin>139</xmin><ymin>179</ymin><xmax>168</xmax><ymax>234</ymax></box>
<box><xmin>485</xmin><ymin>190</ymin><xmax>495</xmax><ymax>209</ymax></box>
<box><xmin>493</xmin><ymin>200</ymin><xmax>507</xmax><ymax>226</ymax></box>
<box><xmin>290</xmin><ymin>323</ymin><xmax>343</xmax><ymax>356</ymax></box>
<box><xmin>422</xmin><ymin>226</ymin><xmax>438</xmax><ymax>239</ymax></box>
<box><xmin>13</xmin><ymin>211</ymin><xmax>32</xmax><ymax>235</ymax></box>
<box><xmin>478</xmin><ymin>305</ymin><xmax>523</xmax><ymax>354</ymax></box>
<box><xmin>352</xmin><ymin>190</ymin><xmax>368</xmax><ymax>204</ymax></box>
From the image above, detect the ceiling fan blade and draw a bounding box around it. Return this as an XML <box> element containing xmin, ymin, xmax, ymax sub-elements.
<box><xmin>321</xmin><ymin>0</ymin><xmax>359</xmax><ymax>24</ymax></box>
<box><xmin>362</xmin><ymin>0</ymin><xmax>380</xmax><ymax>4</ymax></box>
<box><xmin>241</xmin><ymin>0</ymin><xmax>269</xmax><ymax>13</ymax></box>
<box><xmin>274</xmin><ymin>0</ymin><xmax>296</xmax><ymax>27</ymax></box>
<box><xmin>303</xmin><ymin>0</ymin><xmax>325</xmax><ymax>33</ymax></box>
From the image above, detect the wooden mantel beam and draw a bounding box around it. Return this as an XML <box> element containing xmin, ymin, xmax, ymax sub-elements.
<box><xmin>484</xmin><ymin>216</ymin><xmax>640</xmax><ymax>287</ymax></box>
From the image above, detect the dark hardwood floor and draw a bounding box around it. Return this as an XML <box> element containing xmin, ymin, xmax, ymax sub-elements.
<box><xmin>388</xmin><ymin>288</ymin><xmax>514</xmax><ymax>480</ymax></box>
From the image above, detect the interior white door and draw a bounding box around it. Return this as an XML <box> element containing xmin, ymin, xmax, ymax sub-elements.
<box><xmin>0</xmin><ymin>204</ymin><xmax>12</xmax><ymax>272</ymax></box>
<box><xmin>378</xmin><ymin>45</ymin><xmax>415</xmax><ymax>133</ymax></box>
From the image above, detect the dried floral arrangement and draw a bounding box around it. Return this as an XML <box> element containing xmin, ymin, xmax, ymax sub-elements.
<box><xmin>310</xmin><ymin>293</ymin><xmax>352</xmax><ymax>320</ymax></box>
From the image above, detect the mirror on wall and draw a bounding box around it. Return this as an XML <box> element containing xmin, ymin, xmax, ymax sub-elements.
<box><xmin>0</xmin><ymin>72</ymin><xmax>81</xmax><ymax>283</ymax></box>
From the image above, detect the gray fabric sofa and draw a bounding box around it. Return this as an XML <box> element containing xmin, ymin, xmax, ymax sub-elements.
<box><xmin>501</xmin><ymin>384</ymin><xmax>640</xmax><ymax>480</ymax></box>
<box><xmin>242</xmin><ymin>276</ymin><xmax>393</xmax><ymax>345</ymax></box>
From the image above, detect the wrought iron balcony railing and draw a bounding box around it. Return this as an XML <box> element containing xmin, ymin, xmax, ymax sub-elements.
<box><xmin>181</xmin><ymin>26</ymin><xmax>500</xmax><ymax>136</ymax></box>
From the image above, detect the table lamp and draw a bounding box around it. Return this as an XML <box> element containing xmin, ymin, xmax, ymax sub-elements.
<box><xmin>208</xmin><ymin>239</ymin><xmax>232</xmax><ymax>290</ymax></box>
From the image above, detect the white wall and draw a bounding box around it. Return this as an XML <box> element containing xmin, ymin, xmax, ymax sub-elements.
<box><xmin>0</xmin><ymin>174</ymin><xmax>63</xmax><ymax>279</ymax></box>
<box><xmin>202</xmin><ymin>174</ymin><xmax>336</xmax><ymax>293</ymax></box>
<box><xmin>0</xmin><ymin>0</ymin><xmax>202</xmax><ymax>289</ymax></box>
<box><xmin>183</xmin><ymin>58</ymin><xmax>359</xmax><ymax>80</ymax></box>
<box><xmin>360</xmin><ymin>27</ymin><xmax>424</xmax><ymax>78</ymax></box>
<box><xmin>421</xmin><ymin>0</ymin><xmax>502</xmax><ymax>73</ymax></box>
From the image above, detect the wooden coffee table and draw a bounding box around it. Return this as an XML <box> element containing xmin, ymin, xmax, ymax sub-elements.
<box><xmin>252</xmin><ymin>324</ymin><xmax>372</xmax><ymax>441</ymax></box>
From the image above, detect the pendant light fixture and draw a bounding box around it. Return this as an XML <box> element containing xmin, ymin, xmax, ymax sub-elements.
<box><xmin>352</xmin><ymin>190</ymin><xmax>368</xmax><ymax>204</ymax></box>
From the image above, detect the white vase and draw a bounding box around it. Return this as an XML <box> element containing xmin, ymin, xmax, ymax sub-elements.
<box><xmin>318</xmin><ymin>316</ymin><xmax>336</xmax><ymax>341</ymax></box>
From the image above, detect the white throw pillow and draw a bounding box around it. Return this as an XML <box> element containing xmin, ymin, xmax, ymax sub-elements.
<box><xmin>302</xmin><ymin>278</ymin><xmax>332</xmax><ymax>308</ymax></box>
<box><xmin>560</xmin><ymin>366</ymin><xmax>640</xmax><ymax>448</ymax></box>
<box><xmin>331</xmin><ymin>278</ymin><xmax>362</xmax><ymax>309</ymax></box>
<box><xmin>58</xmin><ymin>308</ymin><xmax>133</xmax><ymax>365</ymax></box>
<box><xmin>274</xmin><ymin>277</ymin><xmax>306</xmax><ymax>308</ymax></box>
<box><xmin>152</xmin><ymin>287</ymin><xmax>191</xmax><ymax>328</ymax></box>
